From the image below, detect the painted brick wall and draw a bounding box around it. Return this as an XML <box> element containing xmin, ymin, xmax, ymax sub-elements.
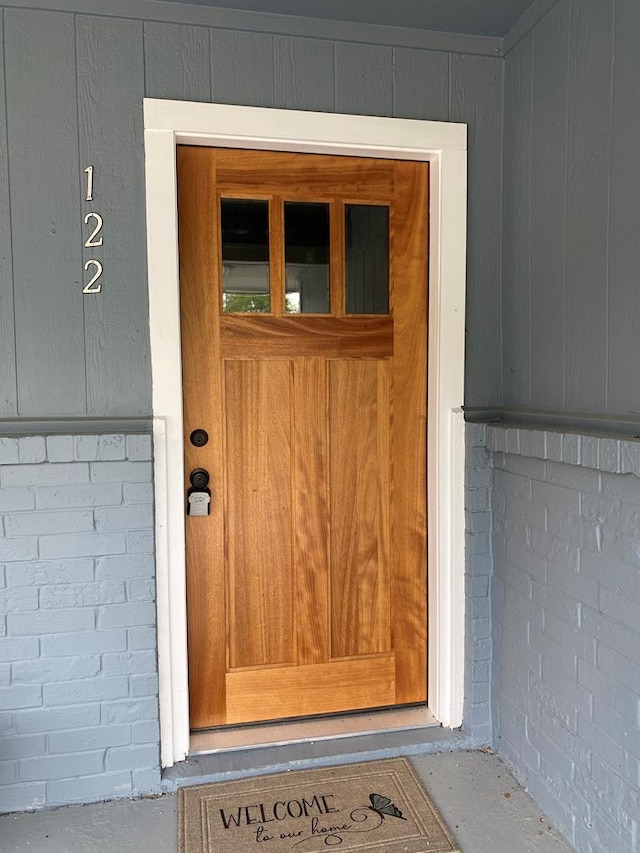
<box><xmin>464</xmin><ymin>423</ymin><xmax>493</xmax><ymax>744</ymax></box>
<box><xmin>0</xmin><ymin>433</ymin><xmax>160</xmax><ymax>812</ymax></box>
<box><xmin>489</xmin><ymin>425</ymin><xmax>640</xmax><ymax>853</ymax></box>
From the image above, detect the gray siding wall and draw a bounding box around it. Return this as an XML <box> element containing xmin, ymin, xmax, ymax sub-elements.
<box><xmin>489</xmin><ymin>424</ymin><xmax>640</xmax><ymax>853</ymax></box>
<box><xmin>0</xmin><ymin>433</ymin><xmax>159</xmax><ymax>812</ymax></box>
<box><xmin>0</xmin><ymin>2</ymin><xmax>503</xmax><ymax>418</ymax></box>
<box><xmin>503</xmin><ymin>0</ymin><xmax>640</xmax><ymax>418</ymax></box>
<box><xmin>499</xmin><ymin>7</ymin><xmax>640</xmax><ymax>846</ymax></box>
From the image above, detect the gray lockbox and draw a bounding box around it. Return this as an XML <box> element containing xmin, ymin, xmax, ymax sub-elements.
<box><xmin>187</xmin><ymin>491</ymin><xmax>210</xmax><ymax>517</ymax></box>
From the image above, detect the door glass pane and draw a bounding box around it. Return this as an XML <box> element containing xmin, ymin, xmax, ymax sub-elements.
<box><xmin>221</xmin><ymin>199</ymin><xmax>270</xmax><ymax>313</ymax></box>
<box><xmin>345</xmin><ymin>204</ymin><xmax>389</xmax><ymax>314</ymax></box>
<box><xmin>284</xmin><ymin>202</ymin><xmax>330</xmax><ymax>314</ymax></box>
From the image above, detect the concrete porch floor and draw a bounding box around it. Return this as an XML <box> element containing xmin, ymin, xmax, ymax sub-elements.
<box><xmin>0</xmin><ymin>751</ymin><xmax>572</xmax><ymax>852</ymax></box>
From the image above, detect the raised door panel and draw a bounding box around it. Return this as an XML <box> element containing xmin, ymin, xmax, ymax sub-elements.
<box><xmin>225</xmin><ymin>359</ymin><xmax>294</xmax><ymax>670</ymax></box>
<box><xmin>329</xmin><ymin>359</ymin><xmax>391</xmax><ymax>658</ymax></box>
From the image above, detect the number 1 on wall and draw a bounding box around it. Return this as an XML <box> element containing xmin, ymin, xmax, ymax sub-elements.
<box><xmin>84</xmin><ymin>165</ymin><xmax>94</xmax><ymax>202</ymax></box>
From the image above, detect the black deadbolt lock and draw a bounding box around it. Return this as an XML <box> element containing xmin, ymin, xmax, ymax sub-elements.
<box><xmin>190</xmin><ymin>428</ymin><xmax>209</xmax><ymax>448</ymax></box>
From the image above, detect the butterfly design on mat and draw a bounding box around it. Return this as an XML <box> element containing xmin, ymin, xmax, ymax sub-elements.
<box><xmin>367</xmin><ymin>793</ymin><xmax>407</xmax><ymax>821</ymax></box>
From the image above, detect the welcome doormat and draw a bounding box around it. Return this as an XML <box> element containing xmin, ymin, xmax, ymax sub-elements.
<box><xmin>178</xmin><ymin>757</ymin><xmax>460</xmax><ymax>852</ymax></box>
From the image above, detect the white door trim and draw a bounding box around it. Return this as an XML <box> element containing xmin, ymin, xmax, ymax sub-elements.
<box><xmin>143</xmin><ymin>99</ymin><xmax>467</xmax><ymax>768</ymax></box>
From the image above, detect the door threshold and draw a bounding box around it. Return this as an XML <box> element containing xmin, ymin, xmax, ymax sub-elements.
<box><xmin>190</xmin><ymin>706</ymin><xmax>439</xmax><ymax>756</ymax></box>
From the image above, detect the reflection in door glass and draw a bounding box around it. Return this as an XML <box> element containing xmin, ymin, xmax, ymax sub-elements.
<box><xmin>345</xmin><ymin>204</ymin><xmax>389</xmax><ymax>314</ymax></box>
<box><xmin>221</xmin><ymin>199</ymin><xmax>270</xmax><ymax>313</ymax></box>
<box><xmin>284</xmin><ymin>202</ymin><xmax>330</xmax><ymax>314</ymax></box>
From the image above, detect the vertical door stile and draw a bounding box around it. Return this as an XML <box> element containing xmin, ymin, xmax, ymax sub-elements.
<box><xmin>177</xmin><ymin>146</ymin><xmax>228</xmax><ymax>728</ymax></box>
<box><xmin>391</xmin><ymin>161</ymin><xmax>428</xmax><ymax>704</ymax></box>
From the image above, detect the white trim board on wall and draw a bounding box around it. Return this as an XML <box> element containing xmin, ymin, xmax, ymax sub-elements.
<box><xmin>143</xmin><ymin>99</ymin><xmax>467</xmax><ymax>768</ymax></box>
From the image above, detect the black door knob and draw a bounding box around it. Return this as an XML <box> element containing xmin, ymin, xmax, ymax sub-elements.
<box><xmin>189</xmin><ymin>468</ymin><xmax>210</xmax><ymax>490</ymax></box>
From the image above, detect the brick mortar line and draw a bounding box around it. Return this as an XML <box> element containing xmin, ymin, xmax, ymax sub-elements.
<box><xmin>0</xmin><ymin>434</ymin><xmax>153</xmax><ymax>466</ymax></box>
<box><xmin>484</xmin><ymin>424</ymin><xmax>640</xmax><ymax>478</ymax></box>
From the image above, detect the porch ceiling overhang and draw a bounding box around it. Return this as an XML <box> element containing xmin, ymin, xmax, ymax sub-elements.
<box><xmin>156</xmin><ymin>0</ymin><xmax>539</xmax><ymax>37</ymax></box>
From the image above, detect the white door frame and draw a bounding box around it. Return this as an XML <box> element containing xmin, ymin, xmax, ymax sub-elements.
<box><xmin>143</xmin><ymin>99</ymin><xmax>467</xmax><ymax>768</ymax></box>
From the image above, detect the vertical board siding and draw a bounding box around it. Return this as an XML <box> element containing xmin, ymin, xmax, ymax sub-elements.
<box><xmin>0</xmin><ymin>10</ymin><xmax>18</xmax><ymax>416</ymax></box>
<box><xmin>608</xmin><ymin>0</ymin><xmax>640</xmax><ymax>415</ymax></box>
<box><xmin>530</xmin><ymin>0</ymin><xmax>569</xmax><ymax>410</ymax></box>
<box><xmin>210</xmin><ymin>29</ymin><xmax>275</xmax><ymax>107</ymax></box>
<box><xmin>77</xmin><ymin>16</ymin><xmax>150</xmax><ymax>416</ymax></box>
<box><xmin>335</xmin><ymin>43</ymin><xmax>393</xmax><ymax>116</ymax></box>
<box><xmin>144</xmin><ymin>23</ymin><xmax>211</xmax><ymax>102</ymax></box>
<box><xmin>565</xmin><ymin>0</ymin><xmax>613</xmax><ymax>413</ymax></box>
<box><xmin>274</xmin><ymin>36</ymin><xmax>334</xmax><ymax>112</ymax></box>
<box><xmin>450</xmin><ymin>53</ymin><xmax>503</xmax><ymax>408</ymax></box>
<box><xmin>504</xmin><ymin>0</ymin><xmax>640</xmax><ymax>419</ymax></box>
<box><xmin>392</xmin><ymin>48</ymin><xmax>450</xmax><ymax>121</ymax></box>
<box><xmin>5</xmin><ymin>0</ymin><xmax>639</xmax><ymax>421</ymax></box>
<box><xmin>4</xmin><ymin>10</ymin><xmax>86</xmax><ymax>416</ymax></box>
<box><xmin>502</xmin><ymin>34</ymin><xmax>533</xmax><ymax>407</ymax></box>
<box><xmin>0</xmin><ymin>7</ymin><xmax>504</xmax><ymax>418</ymax></box>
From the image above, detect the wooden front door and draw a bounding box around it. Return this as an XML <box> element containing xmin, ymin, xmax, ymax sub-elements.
<box><xmin>177</xmin><ymin>146</ymin><xmax>428</xmax><ymax>729</ymax></box>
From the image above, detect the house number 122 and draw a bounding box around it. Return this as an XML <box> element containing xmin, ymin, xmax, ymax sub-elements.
<box><xmin>82</xmin><ymin>166</ymin><xmax>103</xmax><ymax>294</ymax></box>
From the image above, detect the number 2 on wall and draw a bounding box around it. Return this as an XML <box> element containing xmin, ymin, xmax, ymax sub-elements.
<box><xmin>84</xmin><ymin>212</ymin><xmax>104</xmax><ymax>248</ymax></box>
<box><xmin>83</xmin><ymin>259</ymin><xmax>103</xmax><ymax>294</ymax></box>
